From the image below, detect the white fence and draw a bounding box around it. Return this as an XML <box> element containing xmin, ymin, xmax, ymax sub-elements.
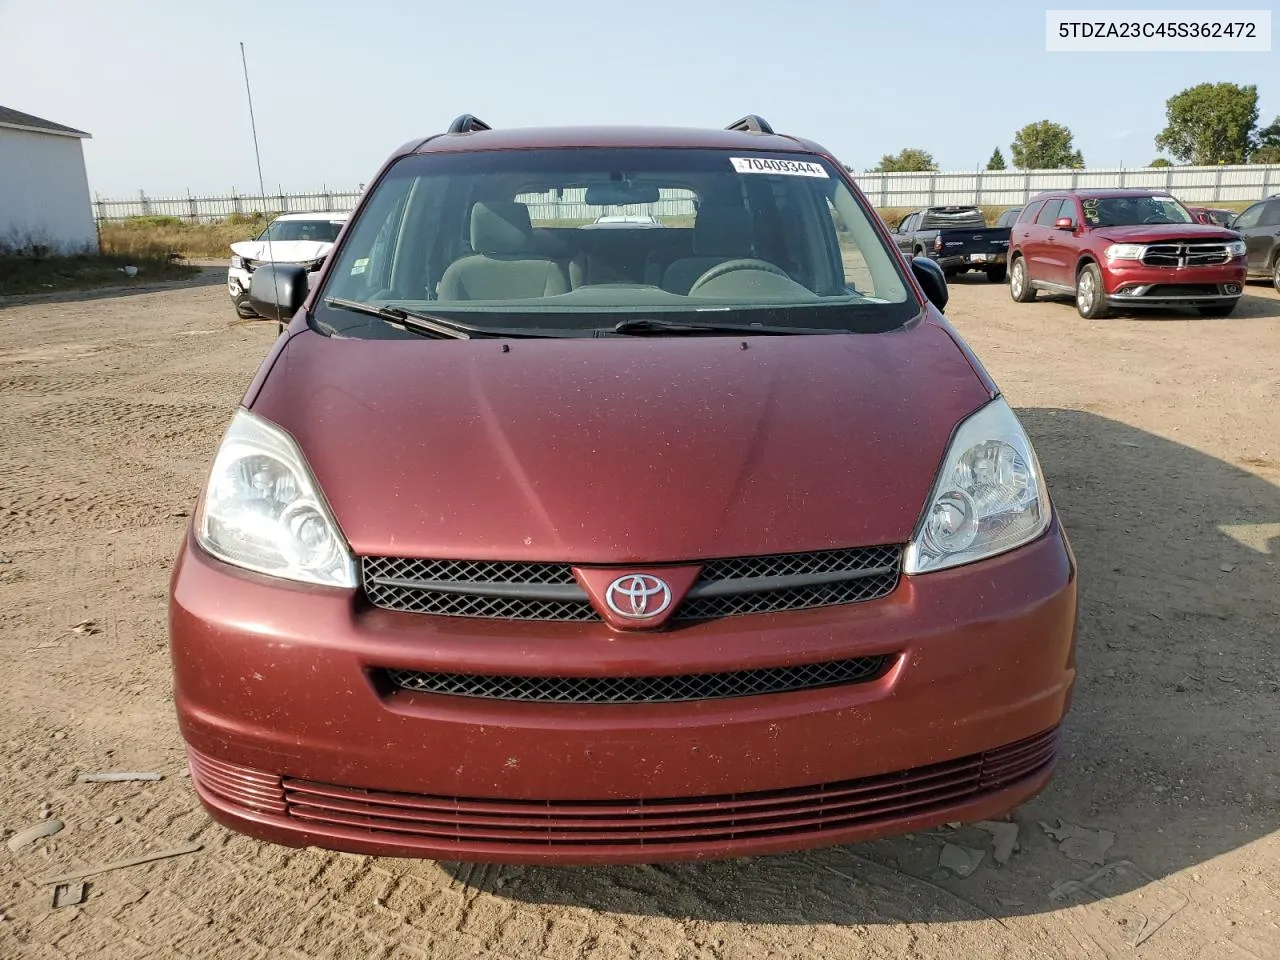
<box><xmin>93</xmin><ymin>163</ymin><xmax>1280</xmax><ymax>222</ymax></box>
<box><xmin>852</xmin><ymin>163</ymin><xmax>1280</xmax><ymax>209</ymax></box>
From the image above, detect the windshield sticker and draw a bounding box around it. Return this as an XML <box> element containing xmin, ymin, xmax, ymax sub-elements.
<box><xmin>1082</xmin><ymin>198</ymin><xmax>1100</xmax><ymax>224</ymax></box>
<box><xmin>350</xmin><ymin>257</ymin><xmax>369</xmax><ymax>276</ymax></box>
<box><xmin>1151</xmin><ymin>196</ymin><xmax>1175</xmax><ymax>203</ymax></box>
<box><xmin>730</xmin><ymin>157</ymin><xmax>829</xmax><ymax>178</ymax></box>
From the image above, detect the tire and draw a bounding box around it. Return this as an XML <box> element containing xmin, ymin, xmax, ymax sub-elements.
<box><xmin>1009</xmin><ymin>257</ymin><xmax>1036</xmax><ymax>302</ymax></box>
<box><xmin>1273</xmin><ymin>257</ymin><xmax>1280</xmax><ymax>294</ymax></box>
<box><xmin>1075</xmin><ymin>263</ymin><xmax>1111</xmax><ymax>319</ymax></box>
<box><xmin>234</xmin><ymin>300</ymin><xmax>258</xmax><ymax>320</ymax></box>
<box><xmin>1197</xmin><ymin>303</ymin><xmax>1237</xmax><ymax>317</ymax></box>
<box><xmin>986</xmin><ymin>265</ymin><xmax>1007</xmax><ymax>283</ymax></box>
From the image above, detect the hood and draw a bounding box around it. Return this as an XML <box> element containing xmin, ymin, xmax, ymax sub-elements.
<box><xmin>229</xmin><ymin>239</ymin><xmax>333</xmax><ymax>264</ymax></box>
<box><xmin>1091</xmin><ymin>224</ymin><xmax>1239</xmax><ymax>244</ymax></box>
<box><xmin>249</xmin><ymin>321</ymin><xmax>993</xmax><ymax>562</ymax></box>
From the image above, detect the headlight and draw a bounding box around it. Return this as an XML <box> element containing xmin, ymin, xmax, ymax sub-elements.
<box><xmin>1104</xmin><ymin>244</ymin><xmax>1144</xmax><ymax>261</ymax></box>
<box><xmin>195</xmin><ymin>409</ymin><xmax>356</xmax><ymax>588</ymax></box>
<box><xmin>230</xmin><ymin>255</ymin><xmax>244</xmax><ymax>269</ymax></box>
<box><xmin>904</xmin><ymin>397</ymin><xmax>1050</xmax><ymax>574</ymax></box>
<box><xmin>1227</xmin><ymin>239</ymin><xmax>1246</xmax><ymax>258</ymax></box>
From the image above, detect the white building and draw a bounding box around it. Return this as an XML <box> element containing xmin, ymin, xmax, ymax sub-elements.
<box><xmin>0</xmin><ymin>105</ymin><xmax>96</xmax><ymax>254</ymax></box>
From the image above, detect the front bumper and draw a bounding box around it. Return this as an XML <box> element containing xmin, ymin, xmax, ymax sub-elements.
<box><xmin>227</xmin><ymin>267</ymin><xmax>251</xmax><ymax>304</ymax></box>
<box><xmin>1103</xmin><ymin>259</ymin><xmax>1246</xmax><ymax>307</ymax></box>
<box><xmin>170</xmin><ymin>522</ymin><xmax>1078</xmax><ymax>864</ymax></box>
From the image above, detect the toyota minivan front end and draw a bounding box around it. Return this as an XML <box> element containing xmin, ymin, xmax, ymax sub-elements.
<box><xmin>170</xmin><ymin>116</ymin><xmax>1078</xmax><ymax>865</ymax></box>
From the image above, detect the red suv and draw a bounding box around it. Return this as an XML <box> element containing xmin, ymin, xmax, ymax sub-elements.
<box><xmin>169</xmin><ymin>114</ymin><xmax>1078</xmax><ymax>865</ymax></box>
<box><xmin>1008</xmin><ymin>189</ymin><xmax>1247</xmax><ymax>318</ymax></box>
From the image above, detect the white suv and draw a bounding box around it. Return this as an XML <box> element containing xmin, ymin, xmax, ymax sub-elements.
<box><xmin>228</xmin><ymin>212</ymin><xmax>348</xmax><ymax>317</ymax></box>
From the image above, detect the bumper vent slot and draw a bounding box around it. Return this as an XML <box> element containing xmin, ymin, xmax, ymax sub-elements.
<box><xmin>384</xmin><ymin>655</ymin><xmax>892</xmax><ymax>704</ymax></box>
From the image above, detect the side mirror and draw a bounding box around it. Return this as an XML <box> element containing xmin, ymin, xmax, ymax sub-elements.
<box><xmin>248</xmin><ymin>263</ymin><xmax>309</xmax><ymax>322</ymax></box>
<box><xmin>1054</xmin><ymin>217</ymin><xmax>1074</xmax><ymax>231</ymax></box>
<box><xmin>911</xmin><ymin>256</ymin><xmax>948</xmax><ymax>312</ymax></box>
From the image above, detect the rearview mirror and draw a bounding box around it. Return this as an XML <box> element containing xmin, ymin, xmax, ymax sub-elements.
<box><xmin>1054</xmin><ymin>217</ymin><xmax>1074</xmax><ymax>230</ymax></box>
<box><xmin>248</xmin><ymin>263</ymin><xmax>309</xmax><ymax>323</ymax></box>
<box><xmin>584</xmin><ymin>182</ymin><xmax>661</xmax><ymax>206</ymax></box>
<box><xmin>910</xmin><ymin>256</ymin><xmax>948</xmax><ymax>312</ymax></box>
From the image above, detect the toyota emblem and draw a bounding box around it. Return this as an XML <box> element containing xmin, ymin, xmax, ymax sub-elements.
<box><xmin>604</xmin><ymin>574</ymin><xmax>672</xmax><ymax>620</ymax></box>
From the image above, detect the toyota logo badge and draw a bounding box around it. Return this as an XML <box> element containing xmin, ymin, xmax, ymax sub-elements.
<box><xmin>604</xmin><ymin>574</ymin><xmax>672</xmax><ymax>620</ymax></box>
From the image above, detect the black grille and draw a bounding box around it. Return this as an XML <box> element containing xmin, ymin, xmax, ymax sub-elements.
<box><xmin>362</xmin><ymin>545</ymin><xmax>901</xmax><ymax>623</ymax></box>
<box><xmin>1140</xmin><ymin>243</ymin><xmax>1231</xmax><ymax>268</ymax></box>
<box><xmin>676</xmin><ymin>574</ymin><xmax>900</xmax><ymax>621</ymax></box>
<box><xmin>384</xmin><ymin>656</ymin><xmax>892</xmax><ymax>704</ymax></box>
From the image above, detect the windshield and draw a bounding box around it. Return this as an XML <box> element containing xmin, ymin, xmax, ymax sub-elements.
<box><xmin>316</xmin><ymin>148</ymin><xmax>914</xmax><ymax>337</ymax></box>
<box><xmin>1081</xmin><ymin>195</ymin><xmax>1193</xmax><ymax>227</ymax></box>
<box><xmin>258</xmin><ymin>219</ymin><xmax>345</xmax><ymax>243</ymax></box>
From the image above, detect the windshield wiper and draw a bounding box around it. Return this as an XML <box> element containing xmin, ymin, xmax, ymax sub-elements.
<box><xmin>324</xmin><ymin>297</ymin><xmax>548</xmax><ymax>340</ymax></box>
<box><xmin>611</xmin><ymin>317</ymin><xmax>838</xmax><ymax>337</ymax></box>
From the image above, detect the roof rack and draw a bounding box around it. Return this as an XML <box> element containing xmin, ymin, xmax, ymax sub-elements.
<box><xmin>725</xmin><ymin>115</ymin><xmax>774</xmax><ymax>135</ymax></box>
<box><xmin>447</xmin><ymin>114</ymin><xmax>492</xmax><ymax>134</ymax></box>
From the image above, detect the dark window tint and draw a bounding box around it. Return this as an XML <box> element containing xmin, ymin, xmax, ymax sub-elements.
<box><xmin>1260</xmin><ymin>200</ymin><xmax>1280</xmax><ymax>227</ymax></box>
<box><xmin>1232</xmin><ymin>202</ymin><xmax>1265</xmax><ymax>230</ymax></box>
<box><xmin>997</xmin><ymin>208</ymin><xmax>1022</xmax><ymax>227</ymax></box>
<box><xmin>1018</xmin><ymin>201</ymin><xmax>1046</xmax><ymax>224</ymax></box>
<box><xmin>1035</xmin><ymin>199</ymin><xmax>1064</xmax><ymax>226</ymax></box>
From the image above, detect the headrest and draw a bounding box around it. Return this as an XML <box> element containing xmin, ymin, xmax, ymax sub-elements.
<box><xmin>693</xmin><ymin>206</ymin><xmax>753</xmax><ymax>257</ymax></box>
<box><xmin>471</xmin><ymin>201</ymin><xmax>534</xmax><ymax>256</ymax></box>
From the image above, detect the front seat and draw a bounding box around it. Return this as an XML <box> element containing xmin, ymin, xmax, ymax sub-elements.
<box><xmin>438</xmin><ymin>201</ymin><xmax>570</xmax><ymax>300</ymax></box>
<box><xmin>661</xmin><ymin>206</ymin><xmax>754</xmax><ymax>294</ymax></box>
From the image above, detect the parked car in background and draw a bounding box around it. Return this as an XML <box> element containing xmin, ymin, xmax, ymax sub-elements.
<box><xmin>1188</xmin><ymin>206</ymin><xmax>1238</xmax><ymax>228</ymax></box>
<box><xmin>995</xmin><ymin>207</ymin><xmax>1023</xmax><ymax>228</ymax></box>
<box><xmin>890</xmin><ymin>206</ymin><xmax>1011</xmax><ymax>282</ymax></box>
<box><xmin>228</xmin><ymin>213</ymin><xmax>348</xmax><ymax>318</ymax></box>
<box><xmin>171</xmin><ymin>112</ymin><xmax>1078</xmax><ymax>866</ymax></box>
<box><xmin>584</xmin><ymin>213</ymin><xmax>663</xmax><ymax>228</ymax></box>
<box><xmin>1227</xmin><ymin>195</ymin><xmax>1280</xmax><ymax>291</ymax></box>
<box><xmin>1007</xmin><ymin>189</ymin><xmax>1246</xmax><ymax>319</ymax></box>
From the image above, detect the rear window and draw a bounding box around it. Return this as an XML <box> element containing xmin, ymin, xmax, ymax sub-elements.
<box><xmin>1017</xmin><ymin>201</ymin><xmax>1045</xmax><ymax>224</ymax></box>
<box><xmin>315</xmin><ymin>147</ymin><xmax>915</xmax><ymax>338</ymax></box>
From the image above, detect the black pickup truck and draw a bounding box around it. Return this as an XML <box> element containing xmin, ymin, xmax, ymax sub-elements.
<box><xmin>889</xmin><ymin>206</ymin><xmax>1011</xmax><ymax>282</ymax></box>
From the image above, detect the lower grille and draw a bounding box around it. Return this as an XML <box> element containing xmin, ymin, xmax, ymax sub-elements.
<box><xmin>362</xmin><ymin>545</ymin><xmax>902</xmax><ymax>623</ymax></box>
<box><xmin>384</xmin><ymin>655</ymin><xmax>891</xmax><ymax>704</ymax></box>
<box><xmin>186</xmin><ymin>747</ymin><xmax>286</xmax><ymax>815</ymax></box>
<box><xmin>196</xmin><ymin>727</ymin><xmax>1055</xmax><ymax>849</ymax></box>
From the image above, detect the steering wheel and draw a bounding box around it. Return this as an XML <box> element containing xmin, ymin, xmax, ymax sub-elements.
<box><xmin>688</xmin><ymin>258</ymin><xmax>790</xmax><ymax>294</ymax></box>
<box><xmin>1142</xmin><ymin>216</ymin><xmax>1166</xmax><ymax>224</ymax></box>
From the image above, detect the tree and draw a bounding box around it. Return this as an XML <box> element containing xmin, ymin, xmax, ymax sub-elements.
<box><xmin>1149</xmin><ymin>157</ymin><xmax>1173</xmax><ymax>168</ymax></box>
<box><xmin>1155</xmin><ymin>82</ymin><xmax>1258</xmax><ymax>165</ymax></box>
<box><xmin>1010</xmin><ymin>121</ymin><xmax>1084</xmax><ymax>169</ymax></box>
<box><xmin>1258</xmin><ymin>116</ymin><xmax>1280</xmax><ymax>148</ymax></box>
<box><xmin>1253</xmin><ymin>116</ymin><xmax>1280</xmax><ymax>163</ymax></box>
<box><xmin>873</xmin><ymin>148</ymin><xmax>937</xmax><ymax>173</ymax></box>
<box><xmin>986</xmin><ymin>148</ymin><xmax>1007</xmax><ymax>171</ymax></box>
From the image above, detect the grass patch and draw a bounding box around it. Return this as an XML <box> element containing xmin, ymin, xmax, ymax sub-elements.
<box><xmin>0</xmin><ymin>253</ymin><xmax>198</xmax><ymax>297</ymax></box>
<box><xmin>99</xmin><ymin>212</ymin><xmax>271</xmax><ymax>260</ymax></box>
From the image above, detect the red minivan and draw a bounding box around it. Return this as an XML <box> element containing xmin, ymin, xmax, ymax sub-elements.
<box><xmin>169</xmin><ymin>115</ymin><xmax>1078</xmax><ymax>865</ymax></box>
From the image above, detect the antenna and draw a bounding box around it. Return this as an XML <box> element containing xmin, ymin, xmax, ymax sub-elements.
<box><xmin>239</xmin><ymin>41</ymin><xmax>284</xmax><ymax>334</ymax></box>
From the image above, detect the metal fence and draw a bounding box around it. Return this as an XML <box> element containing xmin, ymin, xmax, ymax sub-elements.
<box><xmin>850</xmin><ymin>163</ymin><xmax>1280</xmax><ymax>209</ymax></box>
<box><xmin>94</xmin><ymin>163</ymin><xmax>1280</xmax><ymax>223</ymax></box>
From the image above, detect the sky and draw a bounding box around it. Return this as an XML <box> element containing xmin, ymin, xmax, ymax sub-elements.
<box><xmin>1</xmin><ymin>0</ymin><xmax>1276</xmax><ymax>198</ymax></box>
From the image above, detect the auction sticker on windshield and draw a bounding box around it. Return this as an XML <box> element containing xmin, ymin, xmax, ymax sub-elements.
<box><xmin>731</xmin><ymin>157</ymin><xmax>829</xmax><ymax>178</ymax></box>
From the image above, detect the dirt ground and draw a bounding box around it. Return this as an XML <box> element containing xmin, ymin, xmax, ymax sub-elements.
<box><xmin>1</xmin><ymin>269</ymin><xmax>1277</xmax><ymax>960</ymax></box>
